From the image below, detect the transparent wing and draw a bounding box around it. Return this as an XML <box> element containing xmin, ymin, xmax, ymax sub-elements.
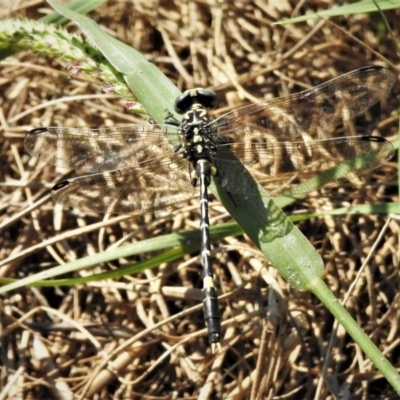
<box><xmin>211</xmin><ymin>66</ymin><xmax>394</xmax><ymax>194</ymax></box>
<box><xmin>213</xmin><ymin>66</ymin><xmax>394</xmax><ymax>141</ymax></box>
<box><xmin>25</xmin><ymin>124</ymin><xmax>180</xmax><ymax>174</ymax></box>
<box><xmin>25</xmin><ymin>124</ymin><xmax>196</xmax><ymax>214</ymax></box>
<box><xmin>214</xmin><ymin>136</ymin><xmax>394</xmax><ymax>196</ymax></box>
<box><xmin>50</xmin><ymin>160</ymin><xmax>194</xmax><ymax>214</ymax></box>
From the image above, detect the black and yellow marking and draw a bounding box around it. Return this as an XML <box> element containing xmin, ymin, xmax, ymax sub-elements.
<box><xmin>174</xmin><ymin>89</ymin><xmax>222</xmax><ymax>351</ymax></box>
<box><xmin>196</xmin><ymin>159</ymin><xmax>221</xmax><ymax>352</ymax></box>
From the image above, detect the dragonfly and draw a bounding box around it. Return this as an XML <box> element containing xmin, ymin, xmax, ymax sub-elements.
<box><xmin>25</xmin><ymin>66</ymin><xmax>395</xmax><ymax>352</ymax></box>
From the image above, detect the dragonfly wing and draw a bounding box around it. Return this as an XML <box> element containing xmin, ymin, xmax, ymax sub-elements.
<box><xmin>214</xmin><ymin>66</ymin><xmax>394</xmax><ymax>142</ymax></box>
<box><xmin>25</xmin><ymin>124</ymin><xmax>180</xmax><ymax>174</ymax></box>
<box><xmin>215</xmin><ymin>136</ymin><xmax>394</xmax><ymax>196</ymax></box>
<box><xmin>51</xmin><ymin>161</ymin><xmax>194</xmax><ymax>214</ymax></box>
<box><xmin>212</xmin><ymin>67</ymin><xmax>394</xmax><ymax>196</ymax></box>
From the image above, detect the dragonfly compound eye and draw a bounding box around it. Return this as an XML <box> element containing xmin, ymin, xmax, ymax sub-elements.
<box><xmin>174</xmin><ymin>88</ymin><xmax>219</xmax><ymax>114</ymax></box>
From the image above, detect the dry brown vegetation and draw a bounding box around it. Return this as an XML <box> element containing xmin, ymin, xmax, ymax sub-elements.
<box><xmin>1</xmin><ymin>1</ymin><xmax>399</xmax><ymax>399</ymax></box>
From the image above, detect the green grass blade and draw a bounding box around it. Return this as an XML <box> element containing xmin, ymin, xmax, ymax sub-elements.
<box><xmin>275</xmin><ymin>0</ymin><xmax>400</xmax><ymax>25</ymax></box>
<box><xmin>311</xmin><ymin>279</ymin><xmax>400</xmax><ymax>394</ymax></box>
<box><xmin>290</xmin><ymin>202</ymin><xmax>400</xmax><ymax>222</ymax></box>
<box><xmin>41</xmin><ymin>0</ymin><xmax>106</xmax><ymax>25</ymax></box>
<box><xmin>211</xmin><ymin>149</ymin><xmax>325</xmax><ymax>291</ymax></box>
<box><xmin>0</xmin><ymin>222</ymin><xmax>242</xmax><ymax>291</ymax></box>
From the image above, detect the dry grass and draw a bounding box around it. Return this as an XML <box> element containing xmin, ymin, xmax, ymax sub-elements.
<box><xmin>1</xmin><ymin>1</ymin><xmax>399</xmax><ymax>399</ymax></box>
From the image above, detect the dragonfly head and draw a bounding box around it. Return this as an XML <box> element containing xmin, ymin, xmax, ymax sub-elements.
<box><xmin>174</xmin><ymin>88</ymin><xmax>218</xmax><ymax>114</ymax></box>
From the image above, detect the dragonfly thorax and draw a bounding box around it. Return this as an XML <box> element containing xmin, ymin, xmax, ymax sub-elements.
<box><xmin>180</xmin><ymin>104</ymin><xmax>218</xmax><ymax>168</ymax></box>
<box><xmin>174</xmin><ymin>88</ymin><xmax>219</xmax><ymax>167</ymax></box>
